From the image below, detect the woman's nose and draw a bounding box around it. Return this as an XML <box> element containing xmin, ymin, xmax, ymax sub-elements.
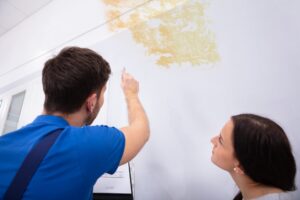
<box><xmin>211</xmin><ymin>136</ymin><xmax>216</xmax><ymax>144</ymax></box>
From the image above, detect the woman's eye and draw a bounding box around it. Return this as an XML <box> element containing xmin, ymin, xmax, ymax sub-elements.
<box><xmin>218</xmin><ymin>136</ymin><xmax>222</xmax><ymax>144</ymax></box>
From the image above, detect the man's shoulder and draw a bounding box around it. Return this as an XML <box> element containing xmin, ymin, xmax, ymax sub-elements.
<box><xmin>70</xmin><ymin>125</ymin><xmax>124</xmax><ymax>149</ymax></box>
<box><xmin>72</xmin><ymin>125</ymin><xmax>123</xmax><ymax>137</ymax></box>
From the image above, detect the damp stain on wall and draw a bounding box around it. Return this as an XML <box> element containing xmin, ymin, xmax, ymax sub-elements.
<box><xmin>102</xmin><ymin>0</ymin><xmax>220</xmax><ymax>67</ymax></box>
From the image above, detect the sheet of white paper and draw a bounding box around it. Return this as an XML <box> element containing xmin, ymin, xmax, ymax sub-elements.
<box><xmin>93</xmin><ymin>164</ymin><xmax>132</xmax><ymax>194</ymax></box>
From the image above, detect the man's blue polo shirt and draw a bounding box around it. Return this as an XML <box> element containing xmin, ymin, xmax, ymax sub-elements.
<box><xmin>0</xmin><ymin>115</ymin><xmax>125</xmax><ymax>200</ymax></box>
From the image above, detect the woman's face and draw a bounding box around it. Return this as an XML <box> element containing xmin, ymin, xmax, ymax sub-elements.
<box><xmin>211</xmin><ymin>119</ymin><xmax>238</xmax><ymax>171</ymax></box>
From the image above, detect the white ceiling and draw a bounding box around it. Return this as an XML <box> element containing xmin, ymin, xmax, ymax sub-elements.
<box><xmin>0</xmin><ymin>0</ymin><xmax>53</xmax><ymax>36</ymax></box>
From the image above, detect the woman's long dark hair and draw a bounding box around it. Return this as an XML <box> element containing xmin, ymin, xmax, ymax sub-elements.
<box><xmin>231</xmin><ymin>114</ymin><xmax>296</xmax><ymax>200</ymax></box>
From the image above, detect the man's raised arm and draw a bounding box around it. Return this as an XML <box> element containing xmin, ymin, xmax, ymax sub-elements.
<box><xmin>119</xmin><ymin>70</ymin><xmax>150</xmax><ymax>165</ymax></box>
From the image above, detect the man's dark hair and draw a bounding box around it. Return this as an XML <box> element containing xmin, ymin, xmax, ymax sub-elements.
<box><xmin>231</xmin><ymin>114</ymin><xmax>296</xmax><ymax>200</ymax></box>
<box><xmin>42</xmin><ymin>47</ymin><xmax>111</xmax><ymax>114</ymax></box>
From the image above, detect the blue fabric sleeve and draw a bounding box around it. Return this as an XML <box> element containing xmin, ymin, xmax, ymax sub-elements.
<box><xmin>75</xmin><ymin>125</ymin><xmax>125</xmax><ymax>184</ymax></box>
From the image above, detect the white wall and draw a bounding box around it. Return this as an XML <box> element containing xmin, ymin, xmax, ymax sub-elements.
<box><xmin>0</xmin><ymin>0</ymin><xmax>119</xmax><ymax>91</ymax></box>
<box><xmin>0</xmin><ymin>0</ymin><xmax>299</xmax><ymax>199</ymax></box>
<box><xmin>94</xmin><ymin>2</ymin><xmax>300</xmax><ymax>199</ymax></box>
<box><xmin>0</xmin><ymin>0</ymin><xmax>147</xmax><ymax>129</ymax></box>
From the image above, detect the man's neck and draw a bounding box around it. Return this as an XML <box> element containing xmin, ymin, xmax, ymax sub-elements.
<box><xmin>42</xmin><ymin>110</ymin><xmax>86</xmax><ymax>127</ymax></box>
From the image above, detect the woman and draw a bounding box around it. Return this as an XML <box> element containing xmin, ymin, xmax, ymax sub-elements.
<box><xmin>211</xmin><ymin>114</ymin><xmax>296</xmax><ymax>200</ymax></box>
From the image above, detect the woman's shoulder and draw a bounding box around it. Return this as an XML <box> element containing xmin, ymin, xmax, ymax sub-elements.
<box><xmin>253</xmin><ymin>192</ymin><xmax>294</xmax><ymax>200</ymax></box>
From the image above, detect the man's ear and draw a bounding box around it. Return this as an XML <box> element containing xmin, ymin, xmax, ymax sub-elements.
<box><xmin>86</xmin><ymin>93</ymin><xmax>97</xmax><ymax>113</ymax></box>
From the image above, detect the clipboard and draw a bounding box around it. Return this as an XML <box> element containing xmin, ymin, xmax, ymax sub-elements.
<box><xmin>93</xmin><ymin>163</ymin><xmax>134</xmax><ymax>200</ymax></box>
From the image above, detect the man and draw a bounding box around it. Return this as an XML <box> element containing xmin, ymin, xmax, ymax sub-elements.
<box><xmin>0</xmin><ymin>47</ymin><xmax>150</xmax><ymax>199</ymax></box>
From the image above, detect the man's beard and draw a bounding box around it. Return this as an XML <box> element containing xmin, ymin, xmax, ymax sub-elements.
<box><xmin>84</xmin><ymin>103</ymin><xmax>100</xmax><ymax>125</ymax></box>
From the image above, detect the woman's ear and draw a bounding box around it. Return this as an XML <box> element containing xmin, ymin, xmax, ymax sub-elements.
<box><xmin>233</xmin><ymin>165</ymin><xmax>245</xmax><ymax>175</ymax></box>
<box><xmin>233</xmin><ymin>159</ymin><xmax>245</xmax><ymax>175</ymax></box>
<box><xmin>86</xmin><ymin>93</ymin><xmax>97</xmax><ymax>112</ymax></box>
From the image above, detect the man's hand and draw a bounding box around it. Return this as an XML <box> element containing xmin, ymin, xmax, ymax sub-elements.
<box><xmin>121</xmin><ymin>69</ymin><xmax>139</xmax><ymax>99</ymax></box>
